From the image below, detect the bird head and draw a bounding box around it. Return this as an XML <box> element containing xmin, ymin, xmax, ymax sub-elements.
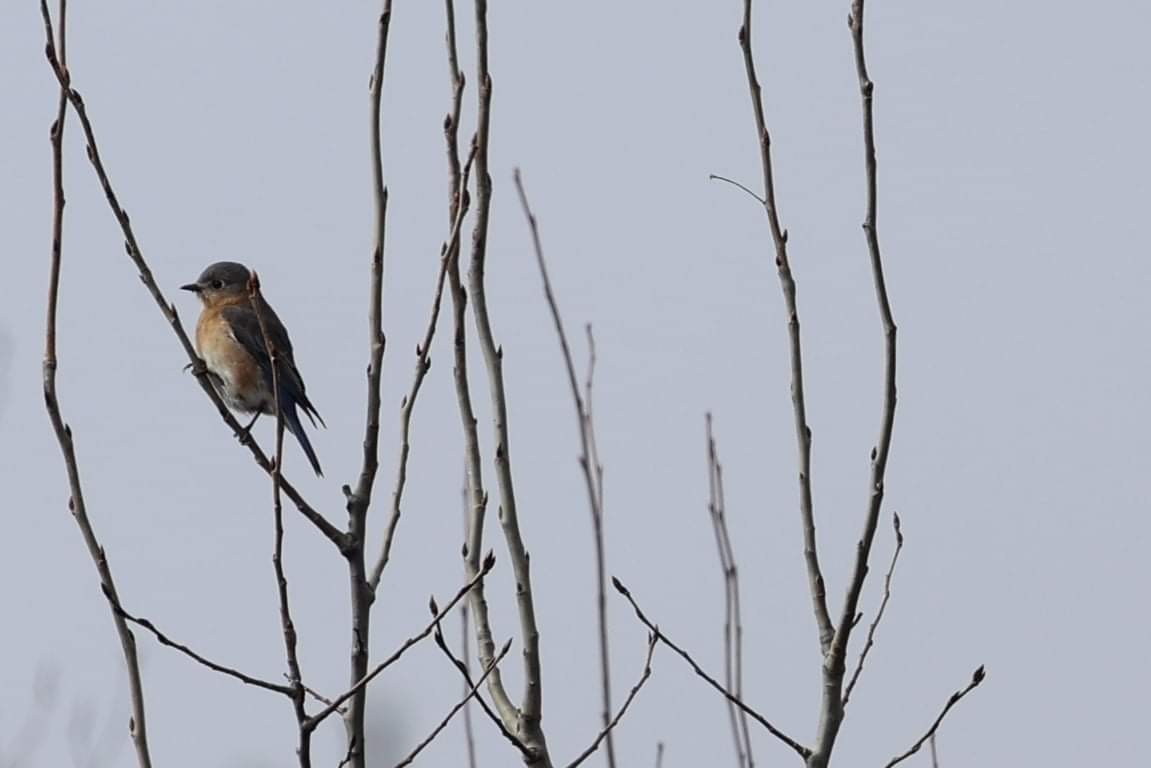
<box><xmin>181</xmin><ymin>262</ymin><xmax>253</xmax><ymax>305</ymax></box>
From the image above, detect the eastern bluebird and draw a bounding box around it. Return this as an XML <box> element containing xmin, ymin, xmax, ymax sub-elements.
<box><xmin>181</xmin><ymin>261</ymin><xmax>325</xmax><ymax>476</ymax></box>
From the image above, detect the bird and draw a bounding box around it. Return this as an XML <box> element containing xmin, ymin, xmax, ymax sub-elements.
<box><xmin>181</xmin><ymin>261</ymin><xmax>325</xmax><ymax>476</ymax></box>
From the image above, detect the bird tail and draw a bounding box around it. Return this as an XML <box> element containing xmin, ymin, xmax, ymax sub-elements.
<box><xmin>281</xmin><ymin>399</ymin><xmax>323</xmax><ymax>477</ymax></box>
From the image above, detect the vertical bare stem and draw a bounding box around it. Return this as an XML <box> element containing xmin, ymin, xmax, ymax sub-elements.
<box><xmin>250</xmin><ymin>274</ymin><xmax>311</xmax><ymax>767</ymax></box>
<box><xmin>439</xmin><ymin>0</ymin><xmax>521</xmax><ymax>740</ymax></box>
<box><xmin>804</xmin><ymin>3</ymin><xmax>900</xmax><ymax>763</ymax></box>
<box><xmin>706</xmin><ymin>417</ymin><xmax>753</xmax><ymax>768</ymax></box>
<box><xmin>467</xmin><ymin>3</ymin><xmax>550</xmax><ymax>762</ymax></box>
<box><xmin>40</xmin><ymin>3</ymin><xmax>153</xmax><ymax>766</ymax></box>
<box><xmin>734</xmin><ymin>0</ymin><xmax>834</xmax><ymax>655</ymax></box>
<box><xmin>515</xmin><ymin>170</ymin><xmax>614</xmax><ymax>767</ymax></box>
<box><xmin>341</xmin><ymin>6</ymin><xmax>394</xmax><ymax>766</ymax></box>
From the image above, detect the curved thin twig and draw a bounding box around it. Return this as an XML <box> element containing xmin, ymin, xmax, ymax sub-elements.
<box><xmin>883</xmin><ymin>667</ymin><xmax>986</xmax><ymax>768</ymax></box>
<box><xmin>843</xmin><ymin>512</ymin><xmax>903</xmax><ymax>706</ymax></box>
<box><xmin>109</xmin><ymin>598</ymin><xmax>292</xmax><ymax>697</ymax></box>
<box><xmin>611</xmin><ymin>578</ymin><xmax>809</xmax><ymax>760</ymax></box>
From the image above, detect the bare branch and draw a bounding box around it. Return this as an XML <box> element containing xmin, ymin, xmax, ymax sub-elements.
<box><xmin>705</xmin><ymin>417</ymin><xmax>753</xmax><ymax>768</ymax></box>
<box><xmin>611</xmin><ymin>578</ymin><xmax>809</xmax><ymax>760</ymax></box>
<box><xmin>305</xmin><ymin>553</ymin><xmax>497</xmax><ymax>731</ymax></box>
<box><xmin>843</xmin><ymin>513</ymin><xmax>903</xmax><ymax>706</ymax></box>
<box><xmin>655</xmin><ymin>743</ymin><xmax>665</xmax><ymax>768</ymax></box>
<box><xmin>339</xmin><ymin>7</ymin><xmax>395</xmax><ymax>766</ymax></box>
<box><xmin>39</xmin><ymin>4</ymin><xmax>153</xmax><ymax>765</ymax></box>
<box><xmin>37</xmin><ymin>7</ymin><xmax>345</xmax><ymax>552</ymax></box>
<box><xmin>369</xmin><ymin>143</ymin><xmax>478</xmax><ymax>592</ymax></box>
<box><xmin>564</xmin><ymin>633</ymin><xmax>657</xmax><ymax>768</ymax></box>
<box><xmin>515</xmin><ymin>169</ymin><xmax>615</xmax><ymax>768</ymax></box>
<box><xmin>883</xmin><ymin>667</ymin><xmax>986</xmax><ymax>768</ymax></box>
<box><xmin>432</xmin><ymin>619</ymin><xmax>533</xmax><ymax>759</ymax></box>
<box><xmin>392</xmin><ymin>639</ymin><xmax>513</xmax><ymax>768</ymax></box>
<box><xmin>458</xmin><ymin>482</ymin><xmax>479</xmax><ymax>768</ymax></box>
<box><xmin>250</xmin><ymin>273</ymin><xmax>312</xmax><ymax>767</ymax></box>
<box><xmin>109</xmin><ymin>599</ymin><xmax>292</xmax><ymax>697</ymax></box>
<box><xmin>734</xmin><ymin>0</ymin><xmax>835</xmax><ymax>653</ymax></box>
<box><xmin>929</xmin><ymin>734</ymin><xmax>939</xmax><ymax>768</ymax></box>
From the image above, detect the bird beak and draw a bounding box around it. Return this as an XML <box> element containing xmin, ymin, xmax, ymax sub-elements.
<box><xmin>180</xmin><ymin>282</ymin><xmax>202</xmax><ymax>293</ymax></box>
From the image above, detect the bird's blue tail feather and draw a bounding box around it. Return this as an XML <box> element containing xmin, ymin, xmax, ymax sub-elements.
<box><xmin>281</xmin><ymin>399</ymin><xmax>323</xmax><ymax>476</ymax></box>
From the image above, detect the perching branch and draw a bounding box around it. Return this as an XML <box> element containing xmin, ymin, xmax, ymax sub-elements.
<box><xmin>515</xmin><ymin>169</ymin><xmax>615</xmax><ymax>768</ymax></box>
<box><xmin>882</xmin><ymin>667</ymin><xmax>986</xmax><ymax>768</ymax></box>
<box><xmin>705</xmin><ymin>417</ymin><xmax>753</xmax><ymax>768</ymax></box>
<box><xmin>37</xmin><ymin>2</ymin><xmax>345</xmax><ymax>553</ymax></box>
<box><xmin>842</xmin><ymin>513</ymin><xmax>903</xmax><ymax>707</ymax></box>
<box><xmin>564</xmin><ymin>632</ymin><xmax>657</xmax><ymax>768</ymax></box>
<box><xmin>611</xmin><ymin>578</ymin><xmax>809</xmax><ymax>760</ymax></box>
<box><xmin>340</xmin><ymin>6</ymin><xmax>394</xmax><ymax>767</ymax></box>
<box><xmin>40</xmin><ymin>3</ymin><xmax>153</xmax><ymax>765</ymax></box>
<box><xmin>392</xmin><ymin>638</ymin><xmax>513</xmax><ymax>768</ymax></box>
<box><xmin>250</xmin><ymin>273</ymin><xmax>311</xmax><ymax>768</ymax></box>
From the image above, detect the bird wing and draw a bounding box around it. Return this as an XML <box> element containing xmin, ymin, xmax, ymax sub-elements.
<box><xmin>221</xmin><ymin>303</ymin><xmax>325</xmax><ymax>428</ymax></box>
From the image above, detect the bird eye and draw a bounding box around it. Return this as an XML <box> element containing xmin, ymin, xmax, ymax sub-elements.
<box><xmin>211</xmin><ymin>280</ymin><xmax>224</xmax><ymax>289</ymax></box>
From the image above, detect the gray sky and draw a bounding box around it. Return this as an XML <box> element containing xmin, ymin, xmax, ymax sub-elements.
<box><xmin>2</xmin><ymin>1</ymin><xmax>1148</xmax><ymax>766</ymax></box>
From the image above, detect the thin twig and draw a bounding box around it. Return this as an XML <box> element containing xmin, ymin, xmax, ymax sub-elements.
<box><xmin>706</xmin><ymin>417</ymin><xmax>753</xmax><ymax>768</ymax></box>
<box><xmin>37</xmin><ymin>7</ymin><xmax>345</xmax><ymax>552</ymax></box>
<box><xmin>883</xmin><ymin>667</ymin><xmax>986</xmax><ymax>768</ymax></box>
<box><xmin>564</xmin><ymin>633</ymin><xmax>657</xmax><ymax>768</ymax></box>
<box><xmin>929</xmin><ymin>734</ymin><xmax>939</xmax><ymax>768</ymax></box>
<box><xmin>655</xmin><ymin>743</ymin><xmax>664</xmax><ymax>768</ymax></box>
<box><xmin>305</xmin><ymin>552</ymin><xmax>497</xmax><ymax>731</ymax></box>
<box><xmin>432</xmin><ymin>620</ymin><xmax>533</xmax><ymax>759</ymax></box>
<box><xmin>734</xmin><ymin>0</ymin><xmax>835</xmax><ymax>654</ymax></box>
<box><xmin>340</xmin><ymin>7</ymin><xmax>395</xmax><ymax>767</ymax></box>
<box><xmin>392</xmin><ymin>639</ymin><xmax>513</xmax><ymax>768</ymax></box>
<box><xmin>250</xmin><ymin>273</ymin><xmax>311</xmax><ymax>768</ymax></box>
<box><xmin>109</xmin><ymin>599</ymin><xmax>291</xmax><ymax>697</ymax></box>
<box><xmin>611</xmin><ymin>578</ymin><xmax>809</xmax><ymax>759</ymax></box>
<box><xmin>708</xmin><ymin>174</ymin><xmax>765</xmax><ymax>206</ymax></box>
<box><xmin>369</xmin><ymin>143</ymin><xmax>478</xmax><ymax>592</ymax></box>
<box><xmin>515</xmin><ymin>169</ymin><xmax>616</xmax><ymax>768</ymax></box>
<box><xmin>300</xmin><ymin>683</ymin><xmax>344</xmax><ymax>715</ymax></box>
<box><xmin>39</xmin><ymin>3</ymin><xmax>153</xmax><ymax>765</ymax></box>
<box><xmin>843</xmin><ymin>513</ymin><xmax>903</xmax><ymax>706</ymax></box>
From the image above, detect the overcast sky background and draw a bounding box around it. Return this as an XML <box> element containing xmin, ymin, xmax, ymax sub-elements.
<box><xmin>2</xmin><ymin>1</ymin><xmax>1149</xmax><ymax>766</ymax></box>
